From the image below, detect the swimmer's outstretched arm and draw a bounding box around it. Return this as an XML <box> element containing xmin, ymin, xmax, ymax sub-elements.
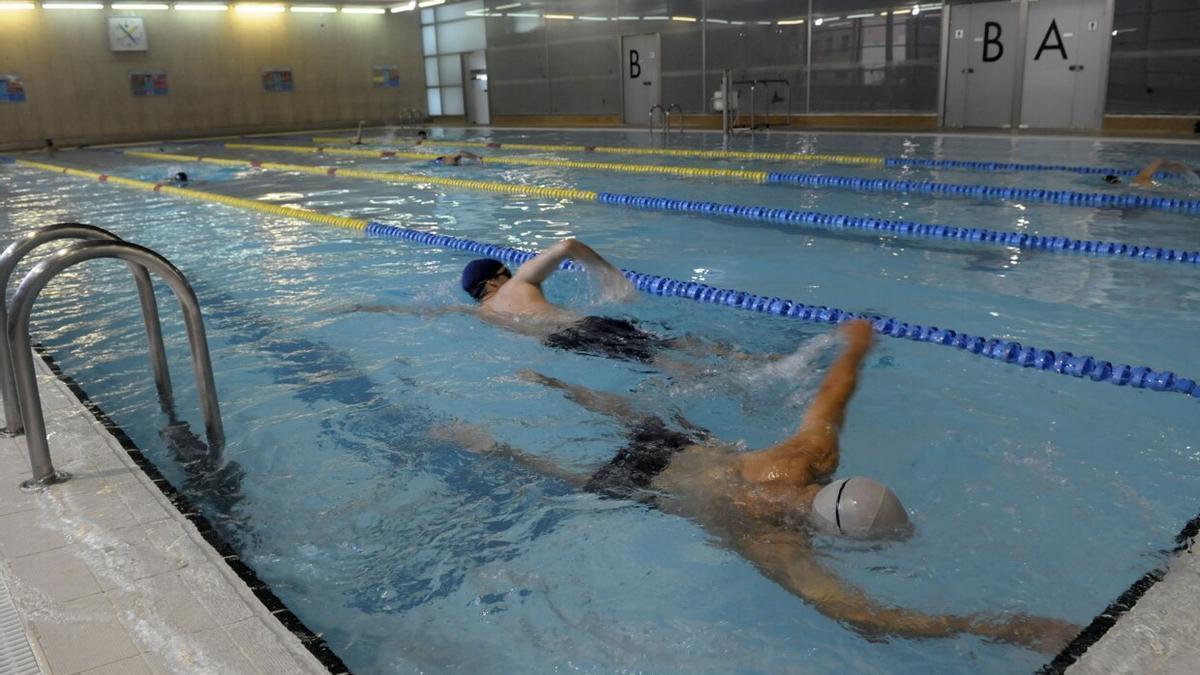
<box><xmin>512</xmin><ymin>239</ymin><xmax>634</xmax><ymax>300</ymax></box>
<box><xmin>1132</xmin><ymin>158</ymin><xmax>1167</xmax><ymax>186</ymax></box>
<box><xmin>739</xmin><ymin>320</ymin><xmax>872</xmax><ymax>484</ymax></box>
<box><xmin>735</xmin><ymin>525</ymin><xmax>1080</xmax><ymax>653</ymax></box>
<box><xmin>430</xmin><ymin>422</ymin><xmax>590</xmax><ymax>487</ymax></box>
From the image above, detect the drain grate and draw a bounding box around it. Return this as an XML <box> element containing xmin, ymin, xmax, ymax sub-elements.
<box><xmin>0</xmin><ymin>578</ymin><xmax>40</xmax><ymax>675</ymax></box>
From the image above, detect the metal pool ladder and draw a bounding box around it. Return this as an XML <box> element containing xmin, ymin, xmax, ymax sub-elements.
<box><xmin>0</xmin><ymin>223</ymin><xmax>223</xmax><ymax>489</ymax></box>
<box><xmin>666</xmin><ymin>104</ymin><xmax>684</xmax><ymax>136</ymax></box>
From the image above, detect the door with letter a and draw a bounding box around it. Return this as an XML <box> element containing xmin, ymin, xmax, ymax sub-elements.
<box><xmin>621</xmin><ymin>33</ymin><xmax>660</xmax><ymax>124</ymax></box>
<box><xmin>944</xmin><ymin>1</ymin><xmax>1020</xmax><ymax>128</ymax></box>
<box><xmin>1020</xmin><ymin>0</ymin><xmax>1111</xmax><ymax>130</ymax></box>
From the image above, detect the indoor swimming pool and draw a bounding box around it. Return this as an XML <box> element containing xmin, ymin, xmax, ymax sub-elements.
<box><xmin>2</xmin><ymin>128</ymin><xmax>1198</xmax><ymax>673</ymax></box>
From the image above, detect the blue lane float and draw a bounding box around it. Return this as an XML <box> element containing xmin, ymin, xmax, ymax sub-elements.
<box><xmin>883</xmin><ymin>156</ymin><xmax>1171</xmax><ymax>179</ymax></box>
<box><xmin>591</xmin><ymin>193</ymin><xmax>1200</xmax><ymax>268</ymax></box>
<box><xmin>767</xmin><ymin>171</ymin><xmax>1200</xmax><ymax>214</ymax></box>
<box><xmin>362</xmin><ymin>220</ymin><xmax>1199</xmax><ymax>401</ymax></box>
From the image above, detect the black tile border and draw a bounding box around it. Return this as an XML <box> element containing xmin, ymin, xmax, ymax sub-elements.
<box><xmin>1039</xmin><ymin>511</ymin><xmax>1200</xmax><ymax>673</ymax></box>
<box><xmin>29</xmin><ymin>343</ymin><xmax>352</xmax><ymax>675</ymax></box>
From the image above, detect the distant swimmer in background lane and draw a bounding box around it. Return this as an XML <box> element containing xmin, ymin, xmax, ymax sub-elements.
<box><xmin>435</xmin><ymin>320</ymin><xmax>1082</xmax><ymax>653</ymax></box>
<box><xmin>432</xmin><ymin>150</ymin><xmax>482</xmax><ymax>166</ymax></box>
<box><xmin>1104</xmin><ymin>158</ymin><xmax>1200</xmax><ymax>188</ymax></box>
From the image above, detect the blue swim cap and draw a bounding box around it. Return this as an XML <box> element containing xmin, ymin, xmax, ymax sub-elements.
<box><xmin>461</xmin><ymin>258</ymin><xmax>506</xmax><ymax>300</ymax></box>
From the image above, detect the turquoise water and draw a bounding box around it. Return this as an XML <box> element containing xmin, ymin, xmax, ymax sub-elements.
<box><xmin>2</xmin><ymin>128</ymin><xmax>1199</xmax><ymax>673</ymax></box>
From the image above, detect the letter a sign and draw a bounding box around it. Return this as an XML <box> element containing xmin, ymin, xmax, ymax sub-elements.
<box><xmin>1035</xmin><ymin>19</ymin><xmax>1068</xmax><ymax>60</ymax></box>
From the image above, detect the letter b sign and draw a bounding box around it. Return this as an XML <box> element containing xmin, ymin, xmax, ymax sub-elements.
<box><xmin>629</xmin><ymin>49</ymin><xmax>640</xmax><ymax>79</ymax></box>
<box><xmin>982</xmin><ymin>21</ymin><xmax>1003</xmax><ymax>62</ymax></box>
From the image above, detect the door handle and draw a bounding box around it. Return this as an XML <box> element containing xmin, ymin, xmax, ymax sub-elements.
<box><xmin>1069</xmin><ymin>65</ymin><xmax>1084</xmax><ymax>71</ymax></box>
<box><xmin>962</xmin><ymin>68</ymin><xmax>975</xmax><ymax>74</ymax></box>
<box><xmin>643</xmin><ymin>81</ymin><xmax>652</xmax><ymax>86</ymax></box>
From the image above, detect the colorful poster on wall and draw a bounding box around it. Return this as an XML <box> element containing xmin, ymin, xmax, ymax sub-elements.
<box><xmin>130</xmin><ymin>72</ymin><xmax>169</xmax><ymax>97</ymax></box>
<box><xmin>372</xmin><ymin>66</ymin><xmax>401</xmax><ymax>89</ymax></box>
<box><xmin>1</xmin><ymin>75</ymin><xmax>26</xmax><ymax>103</ymax></box>
<box><xmin>261</xmin><ymin>68</ymin><xmax>294</xmax><ymax>93</ymax></box>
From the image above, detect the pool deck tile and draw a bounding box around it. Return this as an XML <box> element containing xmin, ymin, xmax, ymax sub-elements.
<box><xmin>1068</xmin><ymin>543</ymin><xmax>1200</xmax><ymax>674</ymax></box>
<box><xmin>0</xmin><ymin>356</ymin><xmax>330</xmax><ymax>674</ymax></box>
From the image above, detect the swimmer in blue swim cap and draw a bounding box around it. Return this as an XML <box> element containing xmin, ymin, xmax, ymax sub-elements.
<box><xmin>459</xmin><ymin>239</ymin><xmax>681</xmax><ymax>365</ymax></box>
<box><xmin>437</xmin><ymin>320</ymin><xmax>1080</xmax><ymax>653</ymax></box>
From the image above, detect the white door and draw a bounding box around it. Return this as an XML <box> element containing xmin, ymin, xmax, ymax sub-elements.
<box><xmin>621</xmin><ymin>34</ymin><xmax>660</xmax><ymax>124</ymax></box>
<box><xmin>462</xmin><ymin>50</ymin><xmax>489</xmax><ymax>125</ymax></box>
<box><xmin>944</xmin><ymin>1</ymin><xmax>1021</xmax><ymax>128</ymax></box>
<box><xmin>1020</xmin><ymin>0</ymin><xmax>1112</xmax><ymax>130</ymax></box>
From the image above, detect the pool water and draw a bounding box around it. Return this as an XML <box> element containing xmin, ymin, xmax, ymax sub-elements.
<box><xmin>2</xmin><ymin>129</ymin><xmax>1199</xmax><ymax>674</ymax></box>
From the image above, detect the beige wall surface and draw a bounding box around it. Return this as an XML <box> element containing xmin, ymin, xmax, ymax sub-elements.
<box><xmin>0</xmin><ymin>10</ymin><xmax>424</xmax><ymax>148</ymax></box>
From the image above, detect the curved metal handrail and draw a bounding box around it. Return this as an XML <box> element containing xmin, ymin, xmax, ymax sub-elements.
<box><xmin>9</xmin><ymin>240</ymin><xmax>223</xmax><ymax>489</ymax></box>
<box><xmin>648</xmin><ymin>104</ymin><xmax>665</xmax><ymax>135</ymax></box>
<box><xmin>666</xmin><ymin>104</ymin><xmax>683</xmax><ymax>136</ymax></box>
<box><xmin>0</xmin><ymin>224</ymin><xmax>172</xmax><ymax>435</ymax></box>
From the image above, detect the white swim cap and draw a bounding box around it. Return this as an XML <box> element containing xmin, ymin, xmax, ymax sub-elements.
<box><xmin>811</xmin><ymin>477</ymin><xmax>910</xmax><ymax>539</ymax></box>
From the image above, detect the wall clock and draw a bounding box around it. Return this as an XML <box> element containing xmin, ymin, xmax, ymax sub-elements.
<box><xmin>109</xmin><ymin>17</ymin><xmax>149</xmax><ymax>52</ymax></box>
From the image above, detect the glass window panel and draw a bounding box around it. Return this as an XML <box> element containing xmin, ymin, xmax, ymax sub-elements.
<box><xmin>436</xmin><ymin>18</ymin><xmax>487</xmax><ymax>53</ymax></box>
<box><xmin>441</xmin><ymin>86</ymin><xmax>465</xmax><ymax>115</ymax></box>
<box><xmin>892</xmin><ymin>22</ymin><xmax>908</xmax><ymax>63</ymax></box>
<box><xmin>438</xmin><ymin>54</ymin><xmax>463</xmax><ymax>86</ymax></box>
<box><xmin>422</xmin><ymin>25</ymin><xmax>438</xmax><ymax>56</ymax></box>
<box><xmin>435</xmin><ymin>0</ymin><xmax>482</xmax><ymax>22</ymax></box>
<box><xmin>426</xmin><ymin>87</ymin><xmax>442</xmax><ymax>115</ymax></box>
<box><xmin>424</xmin><ymin>57</ymin><xmax>440</xmax><ymax>87</ymax></box>
<box><xmin>420</xmin><ymin>8</ymin><xmax>434</xmax><ymax>24</ymax></box>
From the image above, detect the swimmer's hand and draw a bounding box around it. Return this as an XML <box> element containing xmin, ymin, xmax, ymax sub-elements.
<box><xmin>599</xmin><ymin>275</ymin><xmax>638</xmax><ymax>304</ymax></box>
<box><xmin>967</xmin><ymin>613</ymin><xmax>1083</xmax><ymax>654</ymax></box>
<box><xmin>840</xmin><ymin>319</ymin><xmax>874</xmax><ymax>353</ymax></box>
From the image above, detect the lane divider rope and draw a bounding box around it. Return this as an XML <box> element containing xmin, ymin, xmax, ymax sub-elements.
<box><xmin>8</xmin><ymin>156</ymin><xmax>1197</xmax><ymax>401</ymax></box>
<box><xmin>884</xmin><ymin>156</ymin><xmax>1168</xmax><ymax>178</ymax></box>
<box><xmin>230</xmin><ymin>142</ymin><xmax>1200</xmax><ymax>214</ymax></box>
<box><xmin>310</xmin><ymin>135</ymin><xmax>1177</xmax><ymax>179</ymax></box>
<box><xmin>12</xmin><ymin>158</ymin><xmax>369</xmax><ymax>231</ymax></box>
<box><xmin>128</xmin><ymin>149</ymin><xmax>1200</xmax><ymax>269</ymax></box>
<box><xmin>311</xmin><ymin>136</ymin><xmax>884</xmax><ymax>165</ymax></box>
<box><xmin>225</xmin><ymin>142</ymin><xmax>771</xmax><ymax>182</ymax></box>
<box><xmin>766</xmin><ymin>171</ymin><xmax>1199</xmax><ymax>213</ymax></box>
<box><xmin>364</xmin><ymin>224</ymin><xmax>1196</xmax><ymax>401</ymax></box>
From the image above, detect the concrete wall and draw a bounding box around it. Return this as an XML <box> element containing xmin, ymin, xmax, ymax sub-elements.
<box><xmin>0</xmin><ymin>9</ymin><xmax>425</xmax><ymax>149</ymax></box>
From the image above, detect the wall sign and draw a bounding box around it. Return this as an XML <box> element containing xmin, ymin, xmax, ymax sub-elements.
<box><xmin>1</xmin><ymin>75</ymin><xmax>25</xmax><ymax>103</ymax></box>
<box><xmin>372</xmin><ymin>66</ymin><xmax>401</xmax><ymax>88</ymax></box>
<box><xmin>109</xmin><ymin>17</ymin><xmax>149</xmax><ymax>52</ymax></box>
<box><xmin>130</xmin><ymin>72</ymin><xmax>168</xmax><ymax>97</ymax></box>
<box><xmin>261</xmin><ymin>68</ymin><xmax>294</xmax><ymax>93</ymax></box>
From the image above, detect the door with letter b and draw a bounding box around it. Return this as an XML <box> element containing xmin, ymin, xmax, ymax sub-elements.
<box><xmin>945</xmin><ymin>1</ymin><xmax>1020</xmax><ymax>128</ymax></box>
<box><xmin>621</xmin><ymin>34</ymin><xmax>660</xmax><ymax>124</ymax></box>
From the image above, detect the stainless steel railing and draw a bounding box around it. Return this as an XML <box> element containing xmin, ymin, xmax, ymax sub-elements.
<box><xmin>648</xmin><ymin>104</ymin><xmax>666</xmax><ymax>136</ymax></box>
<box><xmin>6</xmin><ymin>236</ymin><xmax>223</xmax><ymax>489</ymax></box>
<box><xmin>666</xmin><ymin>104</ymin><xmax>684</xmax><ymax>136</ymax></box>
<box><xmin>0</xmin><ymin>224</ymin><xmax>173</xmax><ymax>436</ymax></box>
